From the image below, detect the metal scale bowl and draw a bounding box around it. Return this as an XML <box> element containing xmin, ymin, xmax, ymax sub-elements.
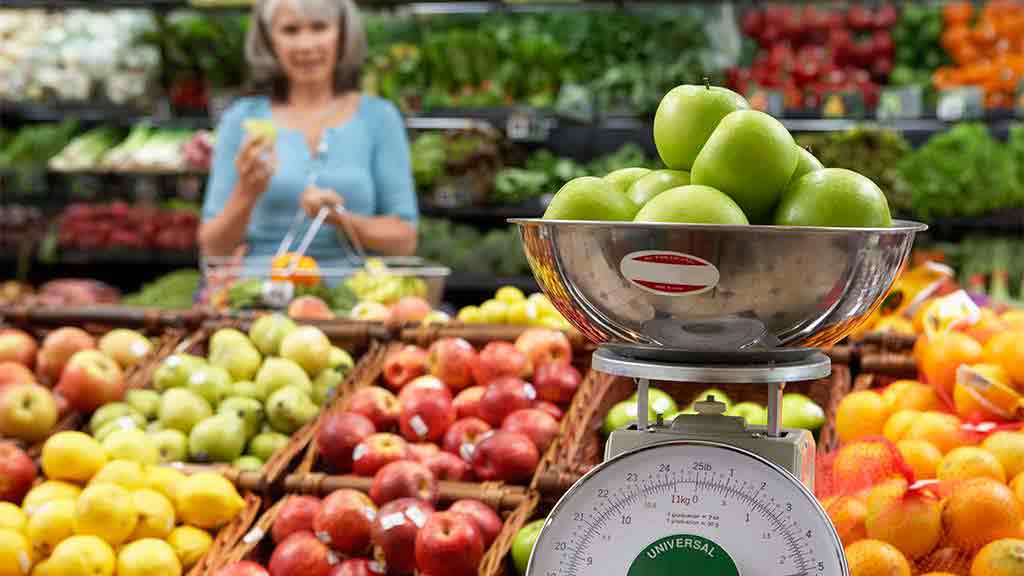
<box><xmin>511</xmin><ymin>218</ymin><xmax>926</xmax><ymax>576</ymax></box>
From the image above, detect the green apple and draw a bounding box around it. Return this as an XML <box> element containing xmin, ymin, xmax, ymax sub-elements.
<box><xmin>774</xmin><ymin>168</ymin><xmax>892</xmax><ymax>228</ymax></box>
<box><xmin>243</xmin><ymin>119</ymin><xmax>277</xmax><ymax>142</ymax></box>
<box><xmin>312</xmin><ymin>369</ymin><xmax>343</xmax><ymax>406</ymax></box>
<box><xmin>633</xmin><ymin>185</ymin><xmax>748</xmax><ymax>225</ymax></box>
<box><xmin>158</xmin><ymin>388</ymin><xmax>213</xmax><ymax>434</ymax></box>
<box><xmin>153</xmin><ymin>354</ymin><xmax>206</xmax><ymax>391</ymax></box>
<box><xmin>781</xmin><ymin>393</ymin><xmax>825</xmax><ymax>431</ymax></box>
<box><xmin>628</xmin><ymin>388</ymin><xmax>678</xmax><ymax>416</ymax></box>
<box><xmin>150</xmin><ymin>429</ymin><xmax>188</xmax><ymax>463</ymax></box>
<box><xmin>689</xmin><ymin>388</ymin><xmax>733</xmax><ymax>411</ymax></box>
<box><xmin>218</xmin><ymin>397</ymin><xmax>264</xmax><ymax>440</ymax></box>
<box><xmin>280</xmin><ymin>326</ymin><xmax>332</xmax><ymax>377</ymax></box>
<box><xmin>728</xmin><ymin>401</ymin><xmax>766</xmax><ymax>425</ymax></box>
<box><xmin>247</xmin><ymin>432</ymin><xmax>290</xmax><ymax>461</ymax></box>
<box><xmin>248</xmin><ymin>314</ymin><xmax>297</xmax><ymax>357</ymax></box>
<box><xmin>189</xmin><ymin>413</ymin><xmax>247</xmax><ymax>463</ymax></box>
<box><xmin>790</xmin><ymin>146</ymin><xmax>824</xmax><ymax>183</ymax></box>
<box><xmin>187</xmin><ymin>365</ymin><xmax>233</xmax><ymax>407</ymax></box>
<box><xmin>209</xmin><ymin>328</ymin><xmax>250</xmax><ymax>357</ymax></box>
<box><xmin>266</xmin><ymin>387</ymin><xmax>319</xmax><ymax>435</ymax></box>
<box><xmin>691</xmin><ymin>109</ymin><xmax>798</xmax><ymax>223</ymax></box>
<box><xmin>653</xmin><ymin>84</ymin><xmax>749</xmax><ymax>170</ymax></box>
<box><xmin>125</xmin><ymin>389</ymin><xmax>161</xmax><ymax>420</ymax></box>
<box><xmin>94</xmin><ymin>418</ymin><xmax>141</xmax><ymax>443</ymax></box>
<box><xmin>328</xmin><ymin>347</ymin><xmax>354</xmax><ymax>372</ymax></box>
<box><xmin>543</xmin><ymin>176</ymin><xmax>639</xmax><ymax>221</ymax></box>
<box><xmin>210</xmin><ymin>341</ymin><xmax>262</xmax><ymax>383</ymax></box>
<box><xmin>230</xmin><ymin>380</ymin><xmax>267</xmax><ymax>402</ymax></box>
<box><xmin>255</xmin><ymin>358</ymin><xmax>312</xmax><ymax>398</ymax></box>
<box><xmin>603</xmin><ymin>167</ymin><xmax>651</xmax><ymax>194</ymax></box>
<box><xmin>233</xmin><ymin>456</ymin><xmax>263</xmax><ymax>471</ymax></box>
<box><xmin>626</xmin><ymin>169</ymin><xmax>691</xmax><ymax>207</ymax></box>
<box><xmin>512</xmin><ymin>519</ymin><xmax>546</xmax><ymax>575</ymax></box>
<box><xmin>90</xmin><ymin>402</ymin><xmax>145</xmax><ymax>434</ymax></box>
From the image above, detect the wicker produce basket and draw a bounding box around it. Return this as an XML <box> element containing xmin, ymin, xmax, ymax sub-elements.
<box><xmin>0</xmin><ymin>305</ymin><xmax>210</xmax><ymax>332</ymax></box>
<box><xmin>858</xmin><ymin>351</ymin><xmax>919</xmax><ymax>379</ymax></box>
<box><xmin>850</xmin><ymin>331</ymin><xmax>918</xmax><ymax>356</ymax></box>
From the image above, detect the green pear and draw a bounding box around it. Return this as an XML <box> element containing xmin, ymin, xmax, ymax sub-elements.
<box><xmin>774</xmin><ymin>168</ymin><xmax>892</xmax><ymax>228</ymax></box>
<box><xmin>728</xmin><ymin>402</ymin><xmax>766</xmax><ymax>425</ymax></box>
<box><xmin>125</xmin><ymin>389</ymin><xmax>161</xmax><ymax>420</ymax></box>
<box><xmin>790</xmin><ymin>146</ymin><xmax>824</xmax><ymax>184</ymax></box>
<box><xmin>209</xmin><ymin>328</ymin><xmax>250</xmax><ymax>357</ymax></box>
<box><xmin>94</xmin><ymin>417</ymin><xmax>142</xmax><ymax>443</ymax></box>
<box><xmin>187</xmin><ymin>365</ymin><xmax>233</xmax><ymax>407</ymax></box>
<box><xmin>633</xmin><ymin>185</ymin><xmax>748</xmax><ymax>225</ymax></box>
<box><xmin>255</xmin><ymin>357</ymin><xmax>312</xmax><ymax>398</ymax></box>
<box><xmin>266</xmin><ymin>387</ymin><xmax>319</xmax><ymax>435</ymax></box>
<box><xmin>626</xmin><ymin>169</ymin><xmax>691</xmax><ymax>208</ymax></box>
<box><xmin>231</xmin><ymin>380</ymin><xmax>268</xmax><ymax>402</ymax></box>
<box><xmin>188</xmin><ymin>413</ymin><xmax>247</xmax><ymax>463</ymax></box>
<box><xmin>153</xmin><ymin>354</ymin><xmax>206</xmax><ymax>391</ymax></box>
<box><xmin>279</xmin><ymin>326</ymin><xmax>332</xmax><ymax>377</ymax></box>
<box><xmin>781</xmin><ymin>393</ymin><xmax>825</xmax><ymax>431</ymax></box>
<box><xmin>233</xmin><ymin>456</ymin><xmax>264</xmax><ymax>471</ymax></box>
<box><xmin>158</xmin><ymin>388</ymin><xmax>213</xmax><ymax>434</ymax></box>
<box><xmin>328</xmin><ymin>347</ymin><xmax>354</xmax><ymax>372</ymax></box>
<box><xmin>147</xmin><ymin>421</ymin><xmax>164</xmax><ymax>433</ymax></box>
<box><xmin>90</xmin><ymin>402</ymin><xmax>145</xmax><ymax>434</ymax></box>
<box><xmin>653</xmin><ymin>84</ymin><xmax>749</xmax><ymax>170</ymax></box>
<box><xmin>150</xmin><ymin>429</ymin><xmax>188</xmax><ymax>463</ymax></box>
<box><xmin>210</xmin><ymin>342</ymin><xmax>262</xmax><ymax>383</ymax></box>
<box><xmin>218</xmin><ymin>397</ymin><xmax>264</xmax><ymax>440</ymax></box>
<box><xmin>691</xmin><ymin>109</ymin><xmax>798</xmax><ymax>223</ymax></box>
<box><xmin>542</xmin><ymin>177</ymin><xmax>639</xmax><ymax>221</ymax></box>
<box><xmin>312</xmin><ymin>369</ymin><xmax>344</xmax><ymax>406</ymax></box>
<box><xmin>603</xmin><ymin>167</ymin><xmax>651</xmax><ymax>194</ymax></box>
<box><xmin>248</xmin><ymin>432</ymin><xmax>290</xmax><ymax>461</ymax></box>
<box><xmin>248</xmin><ymin>314</ymin><xmax>297</xmax><ymax>357</ymax></box>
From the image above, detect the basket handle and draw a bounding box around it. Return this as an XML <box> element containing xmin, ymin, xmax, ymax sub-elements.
<box><xmin>275</xmin><ymin>204</ymin><xmax>366</xmax><ymax>271</ymax></box>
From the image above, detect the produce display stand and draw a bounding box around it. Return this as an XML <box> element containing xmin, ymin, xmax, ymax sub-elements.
<box><xmin>0</xmin><ymin>304</ymin><xmax>210</xmax><ymax>332</ymax></box>
<box><xmin>398</xmin><ymin>322</ymin><xmax>592</xmax><ymax>352</ymax></box>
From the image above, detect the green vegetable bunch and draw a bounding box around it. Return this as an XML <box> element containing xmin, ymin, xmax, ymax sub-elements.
<box><xmin>122</xmin><ymin>269</ymin><xmax>201</xmax><ymax>309</ymax></box>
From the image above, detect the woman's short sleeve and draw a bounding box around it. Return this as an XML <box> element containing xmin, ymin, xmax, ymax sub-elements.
<box><xmin>370</xmin><ymin>98</ymin><xmax>418</xmax><ymax>224</ymax></box>
<box><xmin>202</xmin><ymin>99</ymin><xmax>255</xmax><ymax>221</ymax></box>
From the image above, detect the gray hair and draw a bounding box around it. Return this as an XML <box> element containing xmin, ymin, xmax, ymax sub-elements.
<box><xmin>245</xmin><ymin>0</ymin><xmax>366</xmax><ymax>97</ymax></box>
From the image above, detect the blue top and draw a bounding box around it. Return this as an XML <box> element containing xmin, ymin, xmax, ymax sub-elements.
<box><xmin>201</xmin><ymin>95</ymin><xmax>418</xmax><ymax>262</ymax></box>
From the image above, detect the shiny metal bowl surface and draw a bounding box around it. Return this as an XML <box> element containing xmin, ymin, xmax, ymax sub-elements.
<box><xmin>513</xmin><ymin>219</ymin><xmax>927</xmax><ymax>351</ymax></box>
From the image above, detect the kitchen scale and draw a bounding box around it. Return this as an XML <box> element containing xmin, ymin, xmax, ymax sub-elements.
<box><xmin>510</xmin><ymin>218</ymin><xmax>927</xmax><ymax>576</ymax></box>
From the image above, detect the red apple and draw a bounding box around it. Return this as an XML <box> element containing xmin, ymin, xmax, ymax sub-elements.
<box><xmin>54</xmin><ymin>349</ymin><xmax>125</xmax><ymax>412</ymax></box>
<box><xmin>0</xmin><ymin>362</ymin><xmax>36</xmax><ymax>389</ymax></box>
<box><xmin>533</xmin><ymin>361</ymin><xmax>582</xmax><ymax>404</ymax></box>
<box><xmin>502</xmin><ymin>409</ymin><xmax>559</xmax><ymax>453</ymax></box>
<box><xmin>398</xmin><ymin>392</ymin><xmax>454</xmax><ymax>443</ymax></box>
<box><xmin>415</xmin><ymin>511</ymin><xmax>484</xmax><ymax>576</ymax></box>
<box><xmin>472</xmin><ymin>430</ymin><xmax>539</xmax><ymax>483</ymax></box>
<box><xmin>273</xmin><ymin>495</ymin><xmax>322</xmax><ymax>544</ymax></box>
<box><xmin>535</xmin><ymin>401</ymin><xmax>563</xmax><ymax>421</ymax></box>
<box><xmin>514</xmin><ymin>329</ymin><xmax>572</xmax><ymax>370</ymax></box>
<box><xmin>427</xmin><ymin>338</ymin><xmax>478</xmax><ymax>391</ymax></box>
<box><xmin>453</xmin><ymin>386</ymin><xmax>485</xmax><ymax>421</ymax></box>
<box><xmin>314</xmin><ymin>489</ymin><xmax>378</xmax><ymax>555</ymax></box>
<box><xmin>479</xmin><ymin>377</ymin><xmax>536</xmax><ymax>427</ymax></box>
<box><xmin>0</xmin><ymin>442</ymin><xmax>36</xmax><ymax>503</ymax></box>
<box><xmin>382</xmin><ymin>346</ymin><xmax>428</xmax><ymax>391</ymax></box>
<box><xmin>370</xmin><ymin>460</ymin><xmax>438</xmax><ymax>506</ymax></box>
<box><xmin>345</xmin><ymin>386</ymin><xmax>400</xmax><ymax>430</ymax></box>
<box><xmin>442</xmin><ymin>417</ymin><xmax>492</xmax><ymax>461</ymax></box>
<box><xmin>389</xmin><ymin>297</ymin><xmax>432</xmax><ymax>325</ymax></box>
<box><xmin>398</xmin><ymin>376</ymin><xmax>450</xmax><ymax>405</ymax></box>
<box><xmin>288</xmin><ymin>296</ymin><xmax>336</xmax><ymax>321</ymax></box>
<box><xmin>215</xmin><ymin>561</ymin><xmax>270</xmax><ymax>576</ymax></box>
<box><xmin>352</xmin><ymin>433</ymin><xmax>409</xmax><ymax>477</ymax></box>
<box><xmin>268</xmin><ymin>531</ymin><xmax>335</xmax><ymax>576</ymax></box>
<box><xmin>472</xmin><ymin>341</ymin><xmax>530</xmax><ymax>386</ymax></box>
<box><xmin>449</xmin><ymin>500</ymin><xmax>502</xmax><ymax>547</ymax></box>
<box><xmin>423</xmin><ymin>452</ymin><xmax>471</xmax><ymax>481</ymax></box>
<box><xmin>0</xmin><ymin>329</ymin><xmax>37</xmax><ymax>368</ymax></box>
<box><xmin>36</xmin><ymin>327</ymin><xmax>96</xmax><ymax>382</ymax></box>
<box><xmin>407</xmin><ymin>443</ymin><xmax>440</xmax><ymax>464</ymax></box>
<box><xmin>317</xmin><ymin>410</ymin><xmax>376</xmax><ymax>473</ymax></box>
<box><xmin>0</xmin><ymin>384</ymin><xmax>57</xmax><ymax>443</ymax></box>
<box><xmin>328</xmin><ymin>559</ymin><xmax>385</xmax><ymax>576</ymax></box>
<box><xmin>372</xmin><ymin>498</ymin><xmax>434</xmax><ymax>575</ymax></box>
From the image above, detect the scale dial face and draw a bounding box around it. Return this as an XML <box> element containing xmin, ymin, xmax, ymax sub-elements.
<box><xmin>527</xmin><ymin>440</ymin><xmax>847</xmax><ymax>576</ymax></box>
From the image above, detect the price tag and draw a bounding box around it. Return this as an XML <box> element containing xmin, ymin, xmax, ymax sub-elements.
<box><xmin>431</xmin><ymin>175</ymin><xmax>473</xmax><ymax>208</ymax></box>
<box><xmin>937</xmin><ymin>87</ymin><xmax>983</xmax><ymax>121</ymax></box>
<box><xmin>506</xmin><ymin>109</ymin><xmax>556</xmax><ymax>142</ymax></box>
<box><xmin>821</xmin><ymin>90</ymin><xmax>865</xmax><ymax>119</ymax></box>
<box><xmin>261</xmin><ymin>280</ymin><xmax>295</xmax><ymax>309</ymax></box>
<box><xmin>877</xmin><ymin>86</ymin><xmax>923</xmax><ymax>120</ymax></box>
<box><xmin>745</xmin><ymin>86</ymin><xmax>784</xmax><ymax>117</ymax></box>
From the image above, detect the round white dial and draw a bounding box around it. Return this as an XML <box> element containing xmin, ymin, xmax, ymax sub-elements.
<box><xmin>527</xmin><ymin>441</ymin><xmax>847</xmax><ymax>576</ymax></box>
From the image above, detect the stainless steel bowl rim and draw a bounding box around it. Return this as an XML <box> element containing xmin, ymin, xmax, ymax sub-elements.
<box><xmin>510</xmin><ymin>218</ymin><xmax>928</xmax><ymax>235</ymax></box>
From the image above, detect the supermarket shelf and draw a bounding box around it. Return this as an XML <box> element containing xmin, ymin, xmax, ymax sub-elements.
<box><xmin>419</xmin><ymin>201</ymin><xmax>544</xmax><ymax>222</ymax></box>
<box><xmin>55</xmin><ymin>249</ymin><xmax>199</xmax><ymax>266</ymax></box>
<box><xmin>445</xmin><ymin>273</ymin><xmax>538</xmax><ymax>293</ymax></box>
<box><xmin>0</xmin><ymin>101</ymin><xmax>211</xmax><ymax>129</ymax></box>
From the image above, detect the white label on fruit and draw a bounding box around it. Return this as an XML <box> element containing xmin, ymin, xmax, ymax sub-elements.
<box><xmin>165</xmin><ymin>355</ymin><xmax>181</xmax><ymax>368</ymax></box>
<box><xmin>459</xmin><ymin>442</ymin><xmax>475</xmax><ymax>462</ymax></box>
<box><xmin>242</xmin><ymin>527</ymin><xmax>264</xmax><ymax>544</ymax></box>
<box><xmin>131</xmin><ymin>340</ymin><xmax>151</xmax><ymax>358</ymax></box>
<box><xmin>117</xmin><ymin>416</ymin><xmax>136</xmax><ymax>429</ymax></box>
<box><xmin>327</xmin><ymin>551</ymin><xmax>339</xmax><ymax>566</ymax></box>
<box><xmin>363</xmin><ymin>506</ymin><xmax>377</xmax><ymax>521</ymax></box>
<box><xmin>369</xmin><ymin>561</ymin><xmax>384</xmax><ymax>573</ymax></box>
<box><xmin>17</xmin><ymin>550</ymin><xmax>29</xmax><ymax>575</ymax></box>
<box><xmin>406</xmin><ymin>506</ymin><xmax>428</xmax><ymax>528</ymax></box>
<box><xmin>619</xmin><ymin>251</ymin><xmax>719</xmax><ymax>296</ymax></box>
<box><xmin>352</xmin><ymin>444</ymin><xmax>368</xmax><ymax>461</ymax></box>
<box><xmin>409</xmin><ymin>415</ymin><xmax>429</xmax><ymax>439</ymax></box>
<box><xmin>315</xmin><ymin>531</ymin><xmax>330</xmax><ymax>543</ymax></box>
<box><xmin>190</xmin><ymin>371</ymin><xmax>206</xmax><ymax>385</ymax></box>
<box><xmin>380</xmin><ymin>512</ymin><xmax>407</xmax><ymax>530</ymax></box>
<box><xmin>524</xmin><ymin>384</ymin><xmax>537</xmax><ymax>401</ymax></box>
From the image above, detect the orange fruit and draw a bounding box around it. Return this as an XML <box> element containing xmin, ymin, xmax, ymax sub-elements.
<box><xmin>1000</xmin><ymin>311</ymin><xmax>1024</xmax><ymax>331</ymax></box>
<box><xmin>970</xmin><ymin>538</ymin><xmax>1024</xmax><ymax>576</ymax></box>
<box><xmin>844</xmin><ymin>539</ymin><xmax>912</xmax><ymax>576</ymax></box>
<box><xmin>962</xmin><ymin>308</ymin><xmax>1008</xmax><ymax>345</ymax></box>
<box><xmin>942</xmin><ymin>478</ymin><xmax>1023</xmax><ymax>552</ymax></box>
<box><xmin>898</xmin><ymin>440</ymin><xmax>943</xmax><ymax>480</ymax></box>
<box><xmin>884</xmin><ymin>411</ymin><xmax>922</xmax><ymax>443</ymax></box>
<box><xmin>983</xmin><ymin>331</ymin><xmax>1024</xmax><ymax>388</ymax></box>
<box><xmin>983</xmin><ymin>432</ymin><xmax>1024</xmax><ymax>479</ymax></box>
<box><xmin>937</xmin><ymin>446</ymin><xmax>1007</xmax><ymax>483</ymax></box>
<box><xmin>838</xmin><ymin>391</ymin><xmax>891</xmax><ymax>443</ymax></box>
<box><xmin>882</xmin><ymin>380</ymin><xmax>943</xmax><ymax>413</ymax></box>
<box><xmin>1010</xmin><ymin>472</ymin><xmax>1024</xmax><ymax>507</ymax></box>
<box><xmin>920</xmin><ymin>332</ymin><xmax>983</xmax><ymax>397</ymax></box>
<box><xmin>904</xmin><ymin>412</ymin><xmax>969</xmax><ymax>454</ymax></box>
<box><xmin>954</xmin><ymin>380</ymin><xmax>1007</xmax><ymax>421</ymax></box>
<box><xmin>865</xmin><ymin>478</ymin><xmax>943</xmax><ymax>559</ymax></box>
<box><xmin>833</xmin><ymin>440</ymin><xmax>911</xmax><ymax>495</ymax></box>
<box><xmin>919</xmin><ymin>573</ymin><xmax>960</xmax><ymax>576</ymax></box>
<box><xmin>827</xmin><ymin>496</ymin><xmax>868</xmax><ymax>547</ymax></box>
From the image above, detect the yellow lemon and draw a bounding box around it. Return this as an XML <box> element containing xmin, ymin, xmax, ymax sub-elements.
<box><xmin>21</xmin><ymin>483</ymin><xmax>80</xmax><ymax>518</ymax></box>
<box><xmin>146</xmin><ymin>467</ymin><xmax>187</xmax><ymax>507</ymax></box>
<box><xmin>26</xmin><ymin>500</ymin><xmax>74</xmax><ymax>560</ymax></box>
<box><xmin>101</xmin><ymin>429</ymin><xmax>158</xmax><ymax>466</ymax></box>
<box><xmin>116</xmin><ymin>539</ymin><xmax>181</xmax><ymax>576</ymax></box>
<box><xmin>456</xmin><ymin>306</ymin><xmax>483</xmax><ymax>324</ymax></box>
<box><xmin>40</xmin><ymin>432</ymin><xmax>106</xmax><ymax>483</ymax></box>
<box><xmin>478</xmin><ymin>299</ymin><xmax>508</xmax><ymax>324</ymax></box>
<box><xmin>166</xmin><ymin>526</ymin><xmax>212</xmax><ymax>570</ymax></box>
<box><xmin>495</xmin><ymin>286</ymin><xmax>526</xmax><ymax>304</ymax></box>
<box><xmin>0</xmin><ymin>505</ymin><xmax>26</xmax><ymax>534</ymax></box>
<box><xmin>89</xmin><ymin>460</ymin><xmax>147</xmax><ymax>490</ymax></box>
<box><xmin>0</xmin><ymin>529</ymin><xmax>31</xmax><ymax>576</ymax></box>
<box><xmin>175</xmin><ymin>472</ymin><xmax>245</xmax><ymax>530</ymax></box>
<box><xmin>73</xmin><ymin>484</ymin><xmax>138</xmax><ymax>547</ymax></box>
<box><xmin>130</xmin><ymin>490</ymin><xmax>175</xmax><ymax>541</ymax></box>
<box><xmin>506</xmin><ymin>300</ymin><xmax>540</xmax><ymax>326</ymax></box>
<box><xmin>43</xmin><ymin>535</ymin><xmax>114</xmax><ymax>576</ymax></box>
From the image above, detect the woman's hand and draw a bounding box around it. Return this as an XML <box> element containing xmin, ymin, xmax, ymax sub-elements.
<box><xmin>234</xmin><ymin>135</ymin><xmax>276</xmax><ymax>201</ymax></box>
<box><xmin>300</xmin><ymin>186</ymin><xmax>345</xmax><ymax>220</ymax></box>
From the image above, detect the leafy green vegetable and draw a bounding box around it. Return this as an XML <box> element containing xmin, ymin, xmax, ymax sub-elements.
<box><xmin>122</xmin><ymin>269</ymin><xmax>201</xmax><ymax>309</ymax></box>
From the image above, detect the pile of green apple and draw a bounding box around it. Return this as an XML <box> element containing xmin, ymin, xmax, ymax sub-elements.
<box><xmin>544</xmin><ymin>83</ymin><xmax>892</xmax><ymax>228</ymax></box>
<box><xmin>86</xmin><ymin>315</ymin><xmax>354</xmax><ymax>470</ymax></box>
<box><xmin>601</xmin><ymin>387</ymin><xmax>826</xmax><ymax>435</ymax></box>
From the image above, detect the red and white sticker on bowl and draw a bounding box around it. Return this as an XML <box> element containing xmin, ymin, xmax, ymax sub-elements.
<box><xmin>619</xmin><ymin>251</ymin><xmax>719</xmax><ymax>296</ymax></box>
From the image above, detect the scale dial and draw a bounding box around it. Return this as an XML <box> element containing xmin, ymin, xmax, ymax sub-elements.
<box><xmin>527</xmin><ymin>440</ymin><xmax>847</xmax><ymax>576</ymax></box>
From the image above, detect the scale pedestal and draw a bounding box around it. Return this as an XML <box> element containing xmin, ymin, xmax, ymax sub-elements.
<box><xmin>593</xmin><ymin>344</ymin><xmax>831</xmax><ymax>489</ymax></box>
